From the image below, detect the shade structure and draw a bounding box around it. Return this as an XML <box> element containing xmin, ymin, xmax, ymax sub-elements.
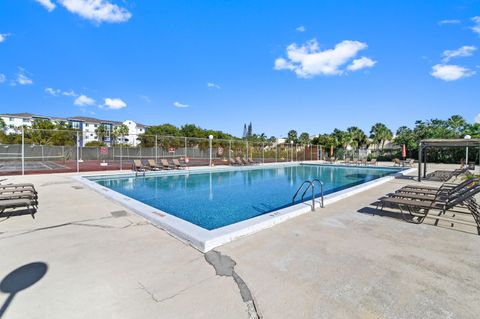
<box><xmin>418</xmin><ymin>138</ymin><xmax>480</xmax><ymax>181</ymax></box>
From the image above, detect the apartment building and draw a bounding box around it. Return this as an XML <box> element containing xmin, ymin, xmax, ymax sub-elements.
<box><xmin>0</xmin><ymin>113</ymin><xmax>147</xmax><ymax>146</ymax></box>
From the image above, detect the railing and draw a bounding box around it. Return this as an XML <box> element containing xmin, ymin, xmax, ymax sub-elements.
<box><xmin>292</xmin><ymin>179</ymin><xmax>324</xmax><ymax>211</ymax></box>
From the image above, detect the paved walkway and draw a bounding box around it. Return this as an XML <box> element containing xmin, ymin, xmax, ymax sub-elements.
<box><xmin>1</xmin><ymin>164</ymin><xmax>479</xmax><ymax>318</ymax></box>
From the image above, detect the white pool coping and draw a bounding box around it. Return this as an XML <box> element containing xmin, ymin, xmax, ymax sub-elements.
<box><xmin>75</xmin><ymin>163</ymin><xmax>415</xmax><ymax>252</ymax></box>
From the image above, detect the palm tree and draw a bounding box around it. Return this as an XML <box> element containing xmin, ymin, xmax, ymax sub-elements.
<box><xmin>347</xmin><ymin>126</ymin><xmax>367</xmax><ymax>149</ymax></box>
<box><xmin>370</xmin><ymin>123</ymin><xmax>393</xmax><ymax>150</ymax></box>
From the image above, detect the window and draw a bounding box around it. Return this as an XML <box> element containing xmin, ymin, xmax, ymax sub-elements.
<box><xmin>9</xmin><ymin>117</ymin><xmax>14</xmax><ymax>121</ymax></box>
<box><xmin>22</xmin><ymin>118</ymin><xmax>29</xmax><ymax>123</ymax></box>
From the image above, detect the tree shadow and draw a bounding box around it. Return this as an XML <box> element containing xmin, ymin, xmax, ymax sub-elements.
<box><xmin>0</xmin><ymin>262</ymin><xmax>48</xmax><ymax>318</ymax></box>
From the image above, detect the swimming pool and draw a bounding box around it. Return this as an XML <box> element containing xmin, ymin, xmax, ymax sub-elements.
<box><xmin>86</xmin><ymin>164</ymin><xmax>403</xmax><ymax>231</ymax></box>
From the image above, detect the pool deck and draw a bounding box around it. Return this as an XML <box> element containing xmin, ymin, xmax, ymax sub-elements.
<box><xmin>1</xmin><ymin>163</ymin><xmax>479</xmax><ymax>318</ymax></box>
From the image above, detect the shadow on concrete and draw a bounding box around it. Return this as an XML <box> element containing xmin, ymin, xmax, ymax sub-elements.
<box><xmin>0</xmin><ymin>209</ymin><xmax>37</xmax><ymax>222</ymax></box>
<box><xmin>357</xmin><ymin>205</ymin><xmax>405</xmax><ymax>220</ymax></box>
<box><xmin>0</xmin><ymin>262</ymin><xmax>48</xmax><ymax>318</ymax></box>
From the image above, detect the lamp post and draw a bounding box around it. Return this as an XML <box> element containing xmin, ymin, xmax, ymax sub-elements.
<box><xmin>464</xmin><ymin>135</ymin><xmax>471</xmax><ymax>167</ymax></box>
<box><xmin>290</xmin><ymin>140</ymin><xmax>294</xmax><ymax>162</ymax></box>
<box><xmin>209</xmin><ymin>135</ymin><xmax>213</xmax><ymax>166</ymax></box>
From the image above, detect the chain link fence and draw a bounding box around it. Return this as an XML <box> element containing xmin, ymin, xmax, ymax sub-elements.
<box><xmin>0</xmin><ymin>128</ymin><xmax>320</xmax><ymax>175</ymax></box>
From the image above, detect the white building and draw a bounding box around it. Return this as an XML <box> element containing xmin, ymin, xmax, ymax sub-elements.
<box><xmin>0</xmin><ymin>113</ymin><xmax>147</xmax><ymax>147</ymax></box>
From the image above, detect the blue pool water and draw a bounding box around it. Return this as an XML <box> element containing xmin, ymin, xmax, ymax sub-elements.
<box><xmin>90</xmin><ymin>164</ymin><xmax>402</xmax><ymax>230</ymax></box>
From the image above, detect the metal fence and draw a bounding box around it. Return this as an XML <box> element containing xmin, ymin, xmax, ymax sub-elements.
<box><xmin>0</xmin><ymin>128</ymin><xmax>320</xmax><ymax>175</ymax></box>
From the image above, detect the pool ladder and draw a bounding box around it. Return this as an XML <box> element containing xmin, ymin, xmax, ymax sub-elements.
<box><xmin>292</xmin><ymin>179</ymin><xmax>324</xmax><ymax>211</ymax></box>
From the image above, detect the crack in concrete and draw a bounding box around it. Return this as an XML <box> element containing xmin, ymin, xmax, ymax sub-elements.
<box><xmin>205</xmin><ymin>250</ymin><xmax>261</xmax><ymax>319</ymax></box>
<box><xmin>0</xmin><ymin>216</ymin><xmax>142</xmax><ymax>240</ymax></box>
<box><xmin>137</xmin><ymin>276</ymin><xmax>214</xmax><ymax>304</ymax></box>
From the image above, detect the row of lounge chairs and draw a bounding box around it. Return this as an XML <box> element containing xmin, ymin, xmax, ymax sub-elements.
<box><xmin>229</xmin><ymin>157</ymin><xmax>259</xmax><ymax>166</ymax></box>
<box><xmin>133</xmin><ymin>159</ymin><xmax>187</xmax><ymax>172</ymax></box>
<box><xmin>325</xmin><ymin>157</ymin><xmax>377</xmax><ymax>166</ymax></box>
<box><xmin>424</xmin><ymin>167</ymin><xmax>470</xmax><ymax>182</ymax></box>
<box><xmin>376</xmin><ymin>177</ymin><xmax>480</xmax><ymax>233</ymax></box>
<box><xmin>0</xmin><ymin>183</ymin><xmax>38</xmax><ymax>217</ymax></box>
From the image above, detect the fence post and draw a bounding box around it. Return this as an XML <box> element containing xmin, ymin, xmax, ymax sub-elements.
<box><xmin>209</xmin><ymin>135</ymin><xmax>213</xmax><ymax>166</ymax></box>
<box><xmin>21</xmin><ymin>127</ymin><xmax>25</xmax><ymax>176</ymax></box>
<box><xmin>184</xmin><ymin>137</ymin><xmax>187</xmax><ymax>159</ymax></box>
<box><xmin>120</xmin><ymin>135</ymin><xmax>123</xmax><ymax>171</ymax></box>
<box><xmin>262</xmin><ymin>142</ymin><xmax>265</xmax><ymax>163</ymax></box>
<box><xmin>229</xmin><ymin>140</ymin><xmax>232</xmax><ymax>161</ymax></box>
<box><xmin>76</xmin><ymin>131</ymin><xmax>79</xmax><ymax>173</ymax></box>
<box><xmin>155</xmin><ymin>135</ymin><xmax>158</xmax><ymax>163</ymax></box>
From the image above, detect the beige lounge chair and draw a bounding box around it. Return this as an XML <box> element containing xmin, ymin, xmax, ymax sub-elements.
<box><xmin>172</xmin><ymin>159</ymin><xmax>186</xmax><ymax>169</ymax></box>
<box><xmin>147</xmin><ymin>159</ymin><xmax>162</xmax><ymax>170</ymax></box>
<box><xmin>161</xmin><ymin>159</ymin><xmax>173</xmax><ymax>169</ymax></box>
<box><xmin>133</xmin><ymin>160</ymin><xmax>149</xmax><ymax>172</ymax></box>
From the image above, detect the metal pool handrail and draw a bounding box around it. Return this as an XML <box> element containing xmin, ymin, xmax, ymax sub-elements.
<box><xmin>292</xmin><ymin>179</ymin><xmax>325</xmax><ymax>211</ymax></box>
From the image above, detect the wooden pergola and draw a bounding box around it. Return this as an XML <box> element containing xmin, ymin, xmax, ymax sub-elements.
<box><xmin>418</xmin><ymin>138</ymin><xmax>480</xmax><ymax>181</ymax></box>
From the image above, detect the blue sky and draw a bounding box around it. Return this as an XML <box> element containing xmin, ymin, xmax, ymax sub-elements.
<box><xmin>0</xmin><ymin>0</ymin><xmax>479</xmax><ymax>137</ymax></box>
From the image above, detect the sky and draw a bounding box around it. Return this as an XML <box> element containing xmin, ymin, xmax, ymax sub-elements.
<box><xmin>0</xmin><ymin>0</ymin><xmax>479</xmax><ymax>137</ymax></box>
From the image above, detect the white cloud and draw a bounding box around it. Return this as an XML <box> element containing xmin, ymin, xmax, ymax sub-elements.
<box><xmin>442</xmin><ymin>45</ymin><xmax>476</xmax><ymax>62</ymax></box>
<box><xmin>15</xmin><ymin>68</ymin><xmax>33</xmax><ymax>85</ymax></box>
<box><xmin>207</xmin><ymin>82</ymin><xmax>221</xmax><ymax>89</ymax></box>
<box><xmin>296</xmin><ymin>26</ymin><xmax>306</xmax><ymax>32</ymax></box>
<box><xmin>34</xmin><ymin>0</ymin><xmax>56</xmax><ymax>12</ymax></box>
<box><xmin>438</xmin><ymin>19</ymin><xmax>461</xmax><ymax>25</ymax></box>
<box><xmin>0</xmin><ymin>74</ymin><xmax>5</xmax><ymax>83</ymax></box>
<box><xmin>74</xmin><ymin>94</ymin><xmax>96</xmax><ymax>106</ymax></box>
<box><xmin>62</xmin><ymin>89</ymin><xmax>77</xmax><ymax>97</ymax></box>
<box><xmin>0</xmin><ymin>33</ymin><xmax>11</xmax><ymax>43</ymax></box>
<box><xmin>58</xmin><ymin>0</ymin><xmax>132</xmax><ymax>24</ymax></box>
<box><xmin>472</xmin><ymin>16</ymin><xmax>480</xmax><ymax>34</ymax></box>
<box><xmin>347</xmin><ymin>56</ymin><xmax>377</xmax><ymax>71</ymax></box>
<box><xmin>430</xmin><ymin>64</ymin><xmax>475</xmax><ymax>81</ymax></box>
<box><xmin>173</xmin><ymin>101</ymin><xmax>189</xmax><ymax>108</ymax></box>
<box><xmin>274</xmin><ymin>39</ymin><xmax>374</xmax><ymax>77</ymax></box>
<box><xmin>45</xmin><ymin>87</ymin><xmax>61</xmax><ymax>96</ymax></box>
<box><xmin>104</xmin><ymin>97</ymin><xmax>126</xmax><ymax>109</ymax></box>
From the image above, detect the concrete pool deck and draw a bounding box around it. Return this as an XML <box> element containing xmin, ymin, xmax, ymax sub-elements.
<box><xmin>1</xmin><ymin>163</ymin><xmax>479</xmax><ymax>318</ymax></box>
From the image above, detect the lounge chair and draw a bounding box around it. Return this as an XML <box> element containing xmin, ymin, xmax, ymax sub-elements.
<box><xmin>235</xmin><ymin>157</ymin><xmax>245</xmax><ymax>165</ymax></box>
<box><xmin>133</xmin><ymin>160</ymin><xmax>149</xmax><ymax>172</ymax></box>
<box><xmin>425</xmin><ymin>167</ymin><xmax>469</xmax><ymax>182</ymax></box>
<box><xmin>172</xmin><ymin>159</ymin><xmax>186</xmax><ymax>169</ymax></box>
<box><xmin>388</xmin><ymin>178</ymin><xmax>478</xmax><ymax>203</ymax></box>
<box><xmin>248</xmin><ymin>158</ymin><xmax>258</xmax><ymax>165</ymax></box>
<box><xmin>146</xmin><ymin>159</ymin><xmax>162</xmax><ymax>170</ymax></box>
<box><xmin>377</xmin><ymin>182</ymin><xmax>480</xmax><ymax>231</ymax></box>
<box><xmin>368</xmin><ymin>159</ymin><xmax>377</xmax><ymax>166</ymax></box>
<box><xmin>241</xmin><ymin>157</ymin><xmax>250</xmax><ymax>165</ymax></box>
<box><xmin>0</xmin><ymin>198</ymin><xmax>38</xmax><ymax>217</ymax></box>
<box><xmin>160</xmin><ymin>159</ymin><xmax>173</xmax><ymax>170</ymax></box>
<box><xmin>393</xmin><ymin>158</ymin><xmax>401</xmax><ymax>166</ymax></box>
<box><xmin>229</xmin><ymin>158</ymin><xmax>240</xmax><ymax>166</ymax></box>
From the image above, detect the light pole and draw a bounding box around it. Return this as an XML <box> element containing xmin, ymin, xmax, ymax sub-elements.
<box><xmin>290</xmin><ymin>140</ymin><xmax>294</xmax><ymax>162</ymax></box>
<box><xmin>464</xmin><ymin>135</ymin><xmax>471</xmax><ymax>167</ymax></box>
<box><xmin>209</xmin><ymin>135</ymin><xmax>213</xmax><ymax>166</ymax></box>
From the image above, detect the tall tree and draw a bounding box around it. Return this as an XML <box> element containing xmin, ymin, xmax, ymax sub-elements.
<box><xmin>346</xmin><ymin>126</ymin><xmax>367</xmax><ymax>149</ymax></box>
<box><xmin>287</xmin><ymin>130</ymin><xmax>298</xmax><ymax>143</ymax></box>
<box><xmin>247</xmin><ymin>122</ymin><xmax>253</xmax><ymax>138</ymax></box>
<box><xmin>298</xmin><ymin>132</ymin><xmax>310</xmax><ymax>145</ymax></box>
<box><xmin>242</xmin><ymin>124</ymin><xmax>247</xmax><ymax>139</ymax></box>
<box><xmin>370</xmin><ymin>123</ymin><xmax>393</xmax><ymax>150</ymax></box>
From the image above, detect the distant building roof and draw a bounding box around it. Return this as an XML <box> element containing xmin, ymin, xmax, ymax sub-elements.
<box><xmin>1</xmin><ymin>113</ymin><xmax>148</xmax><ymax>128</ymax></box>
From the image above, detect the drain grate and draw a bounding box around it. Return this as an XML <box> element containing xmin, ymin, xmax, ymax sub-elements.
<box><xmin>110</xmin><ymin>210</ymin><xmax>128</xmax><ymax>218</ymax></box>
<box><xmin>71</xmin><ymin>186</ymin><xmax>84</xmax><ymax>190</ymax></box>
